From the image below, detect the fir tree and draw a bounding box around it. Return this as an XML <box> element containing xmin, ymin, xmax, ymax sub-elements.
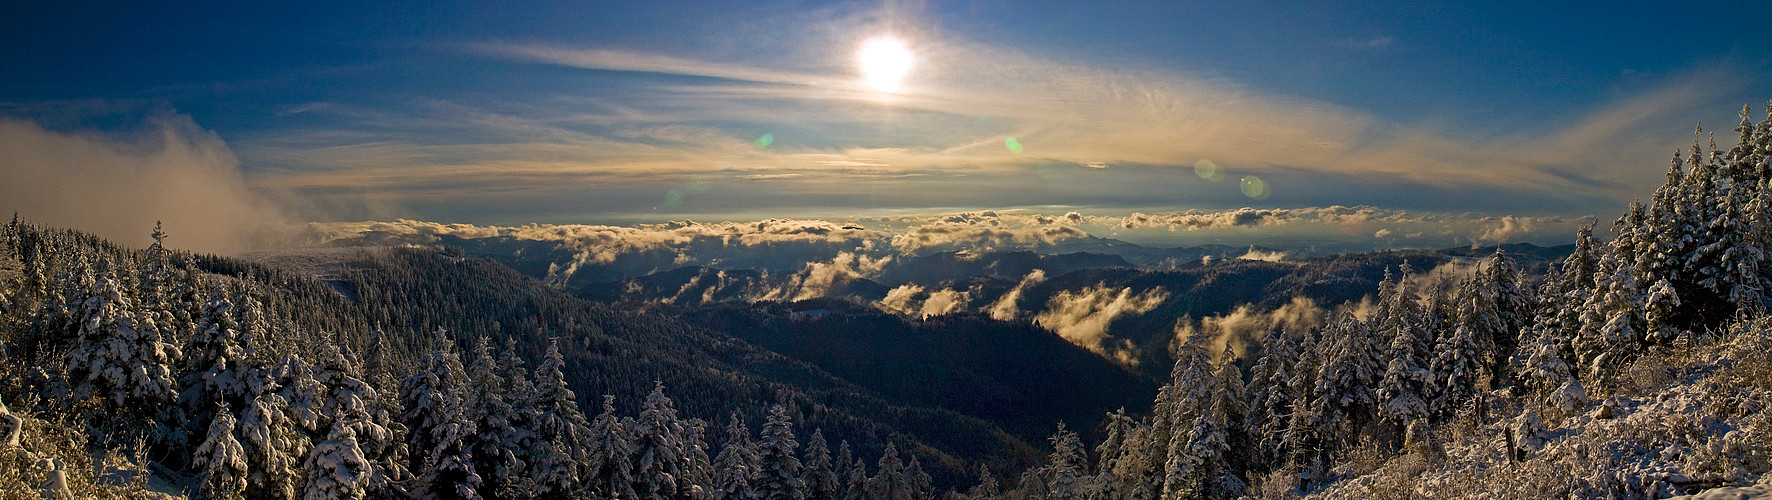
<box><xmin>529</xmin><ymin>338</ymin><xmax>587</xmax><ymax>497</ymax></box>
<box><xmin>755</xmin><ymin>405</ymin><xmax>805</xmax><ymax>500</ymax></box>
<box><xmin>400</xmin><ymin>331</ymin><xmax>482</xmax><ymax>500</ymax></box>
<box><xmin>800</xmin><ymin>429</ymin><xmax>839</xmax><ymax>500</ymax></box>
<box><xmin>713</xmin><ymin>413</ymin><xmax>760</xmax><ymax>500</ymax></box>
<box><xmin>464</xmin><ymin>336</ymin><xmax>523</xmax><ymax>496</ymax></box>
<box><xmin>1038</xmin><ymin>422</ymin><xmax>1088</xmax><ymax>500</ymax></box>
<box><xmin>66</xmin><ymin>258</ymin><xmax>180</xmax><ymax>413</ymax></box>
<box><xmin>193</xmin><ymin>406</ymin><xmax>249</xmax><ymax>500</ymax></box>
<box><xmin>584</xmin><ymin>395</ymin><xmax>638</xmax><ymax>500</ymax></box>
<box><xmin>302</xmin><ymin>422</ymin><xmax>373</xmax><ymax>500</ymax></box>
<box><xmin>864</xmin><ymin>444</ymin><xmax>912</xmax><ymax>500</ymax></box>
<box><xmin>633</xmin><ymin>382</ymin><xmax>694</xmax><ymax>500</ymax></box>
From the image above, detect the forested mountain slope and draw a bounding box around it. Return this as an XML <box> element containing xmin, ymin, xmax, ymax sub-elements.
<box><xmin>0</xmin><ymin>221</ymin><xmax>1045</xmax><ymax>497</ymax></box>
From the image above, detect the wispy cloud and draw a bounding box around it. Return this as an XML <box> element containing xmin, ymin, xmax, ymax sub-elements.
<box><xmin>234</xmin><ymin>37</ymin><xmax>1747</xmax><ymax>222</ymax></box>
<box><xmin>473</xmin><ymin>43</ymin><xmax>827</xmax><ymax>87</ymax></box>
<box><xmin>1338</xmin><ymin>36</ymin><xmax>1396</xmax><ymax>49</ymax></box>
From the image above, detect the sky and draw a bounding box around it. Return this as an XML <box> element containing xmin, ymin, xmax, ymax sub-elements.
<box><xmin>4</xmin><ymin>1</ymin><xmax>1772</xmax><ymax>253</ymax></box>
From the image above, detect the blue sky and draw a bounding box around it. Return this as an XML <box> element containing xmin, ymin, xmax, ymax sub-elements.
<box><xmin>4</xmin><ymin>1</ymin><xmax>1772</xmax><ymax>251</ymax></box>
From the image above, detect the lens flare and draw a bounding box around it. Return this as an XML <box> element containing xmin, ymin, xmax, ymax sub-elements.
<box><xmin>1005</xmin><ymin>137</ymin><xmax>1023</xmax><ymax>154</ymax></box>
<box><xmin>1240</xmin><ymin>176</ymin><xmax>1270</xmax><ymax>200</ymax></box>
<box><xmin>858</xmin><ymin>37</ymin><xmax>913</xmax><ymax>91</ymax></box>
<box><xmin>1194</xmin><ymin>159</ymin><xmax>1224</xmax><ymax>182</ymax></box>
<box><xmin>756</xmin><ymin>133</ymin><xmax>773</xmax><ymax>148</ymax></box>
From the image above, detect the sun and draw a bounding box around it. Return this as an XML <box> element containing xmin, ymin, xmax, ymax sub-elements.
<box><xmin>857</xmin><ymin>37</ymin><xmax>914</xmax><ymax>91</ymax></box>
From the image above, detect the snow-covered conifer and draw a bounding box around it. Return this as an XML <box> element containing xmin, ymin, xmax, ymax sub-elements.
<box><xmin>193</xmin><ymin>406</ymin><xmax>249</xmax><ymax>500</ymax></box>
<box><xmin>864</xmin><ymin>444</ymin><xmax>911</xmax><ymax>500</ymax></box>
<box><xmin>464</xmin><ymin>336</ymin><xmax>523</xmax><ymax>495</ymax></box>
<box><xmin>528</xmin><ymin>338</ymin><xmax>587</xmax><ymax>496</ymax></box>
<box><xmin>1039</xmin><ymin>422</ymin><xmax>1088</xmax><ymax>500</ymax></box>
<box><xmin>66</xmin><ymin>258</ymin><xmax>180</xmax><ymax>410</ymax></box>
<box><xmin>632</xmin><ymin>382</ymin><xmax>693</xmax><ymax>499</ymax></box>
<box><xmin>800</xmin><ymin>429</ymin><xmax>838</xmax><ymax>500</ymax></box>
<box><xmin>755</xmin><ymin>405</ymin><xmax>805</xmax><ymax>500</ymax></box>
<box><xmin>584</xmin><ymin>395</ymin><xmax>638</xmax><ymax>499</ymax></box>
<box><xmin>303</xmin><ymin>421</ymin><xmax>373</xmax><ymax>500</ymax></box>
<box><xmin>713</xmin><ymin>413</ymin><xmax>760</xmax><ymax>500</ymax></box>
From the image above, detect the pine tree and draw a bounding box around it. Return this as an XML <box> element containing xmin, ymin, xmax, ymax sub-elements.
<box><xmin>1164</xmin><ymin>364</ymin><xmax>1246</xmax><ymax>500</ymax></box>
<box><xmin>240</xmin><ymin>390</ymin><xmax>303</xmax><ymax>499</ymax></box>
<box><xmin>302</xmin><ymin>421</ymin><xmax>374</xmax><ymax>500</ymax></box>
<box><xmin>968</xmin><ymin>465</ymin><xmax>999</xmax><ymax>499</ymax></box>
<box><xmin>1039</xmin><ymin>422</ymin><xmax>1089</xmax><ymax>500</ymax></box>
<box><xmin>1093</xmin><ymin>407</ymin><xmax>1140</xmax><ymax>499</ymax></box>
<box><xmin>464</xmin><ymin>336</ymin><xmax>523</xmax><ymax>496</ymax></box>
<box><xmin>193</xmin><ymin>406</ymin><xmax>249</xmax><ymax>500</ymax></box>
<box><xmin>66</xmin><ymin>258</ymin><xmax>180</xmax><ymax>413</ymax></box>
<box><xmin>529</xmin><ymin>338</ymin><xmax>586</xmax><ymax>497</ymax></box>
<box><xmin>800</xmin><ymin>429</ymin><xmax>839</xmax><ymax>500</ymax></box>
<box><xmin>713</xmin><ymin>414</ymin><xmax>760</xmax><ymax>500</ymax></box>
<box><xmin>904</xmin><ymin>455</ymin><xmax>931</xmax><ymax>500</ymax></box>
<box><xmin>1244</xmin><ymin>327</ymin><xmax>1299</xmax><ymax>469</ymax></box>
<box><xmin>584</xmin><ymin>395</ymin><xmax>638</xmax><ymax>500</ymax></box>
<box><xmin>1312</xmin><ymin>314</ymin><xmax>1380</xmax><ymax>450</ymax></box>
<box><xmin>182</xmin><ymin>293</ymin><xmax>253</xmax><ymax>437</ymax></box>
<box><xmin>864</xmin><ymin>444</ymin><xmax>912</xmax><ymax>500</ymax></box>
<box><xmin>633</xmin><ymin>382</ymin><xmax>694</xmax><ymax>500</ymax></box>
<box><xmin>754</xmin><ymin>405</ymin><xmax>806</xmax><ymax>500</ymax></box>
<box><xmin>400</xmin><ymin>331</ymin><xmax>482</xmax><ymax>500</ymax></box>
<box><xmin>842</xmin><ymin>457</ymin><xmax>867</xmax><ymax>500</ymax></box>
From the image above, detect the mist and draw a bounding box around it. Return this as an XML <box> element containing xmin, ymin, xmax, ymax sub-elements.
<box><xmin>0</xmin><ymin>116</ymin><xmax>293</xmax><ymax>254</ymax></box>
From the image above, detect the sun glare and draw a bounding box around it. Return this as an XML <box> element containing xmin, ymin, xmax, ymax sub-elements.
<box><xmin>857</xmin><ymin>37</ymin><xmax>913</xmax><ymax>91</ymax></box>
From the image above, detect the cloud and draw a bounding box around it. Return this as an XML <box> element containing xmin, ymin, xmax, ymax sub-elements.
<box><xmin>1033</xmin><ymin>285</ymin><xmax>1168</xmax><ymax>365</ymax></box>
<box><xmin>1174</xmin><ymin>297</ymin><xmax>1327</xmax><ymax>361</ymax></box>
<box><xmin>781</xmin><ymin>251</ymin><xmax>891</xmax><ymax>301</ymax></box>
<box><xmin>473</xmin><ymin>43</ymin><xmax>826</xmax><ymax>88</ymax></box>
<box><xmin>876</xmin><ymin>284</ymin><xmax>969</xmax><ymax>318</ymax></box>
<box><xmin>0</xmin><ymin>116</ymin><xmax>295</xmax><ymax>253</ymax></box>
<box><xmin>239</xmin><ymin>37</ymin><xmax>1742</xmax><ymax>221</ymax></box>
<box><xmin>1471</xmin><ymin>215</ymin><xmax>1557</xmax><ymax>245</ymax></box>
<box><xmin>1237</xmin><ymin>248</ymin><xmax>1289</xmax><ymax>262</ymax></box>
<box><xmin>1338</xmin><ymin>36</ymin><xmax>1396</xmax><ymax>49</ymax></box>
<box><xmin>1121</xmin><ymin>207</ymin><xmax>1288</xmax><ymax>230</ymax></box>
<box><xmin>888</xmin><ymin>221</ymin><xmax>1086</xmax><ymax>254</ymax></box>
<box><xmin>987</xmin><ymin>269</ymin><xmax>1048</xmax><ymax>321</ymax></box>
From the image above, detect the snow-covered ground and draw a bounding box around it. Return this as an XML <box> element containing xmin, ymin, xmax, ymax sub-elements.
<box><xmin>1318</xmin><ymin>323</ymin><xmax>1772</xmax><ymax>499</ymax></box>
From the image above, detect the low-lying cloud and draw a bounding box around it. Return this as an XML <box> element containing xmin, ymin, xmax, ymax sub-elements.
<box><xmin>1033</xmin><ymin>285</ymin><xmax>1169</xmax><ymax>365</ymax></box>
<box><xmin>1174</xmin><ymin>297</ymin><xmax>1329</xmax><ymax>361</ymax></box>
<box><xmin>0</xmin><ymin>116</ymin><xmax>295</xmax><ymax>253</ymax></box>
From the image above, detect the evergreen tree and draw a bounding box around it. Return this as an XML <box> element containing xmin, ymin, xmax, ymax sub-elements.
<box><xmin>1038</xmin><ymin>422</ymin><xmax>1088</xmax><ymax>500</ymax></box>
<box><xmin>712</xmin><ymin>414</ymin><xmax>760</xmax><ymax>500</ymax></box>
<box><xmin>904</xmin><ymin>455</ymin><xmax>932</xmax><ymax>500</ymax></box>
<box><xmin>633</xmin><ymin>382</ymin><xmax>695</xmax><ymax>500</ymax></box>
<box><xmin>240</xmin><ymin>390</ymin><xmax>303</xmax><ymax>499</ymax></box>
<box><xmin>1312</xmin><ymin>314</ymin><xmax>1381</xmax><ymax>449</ymax></box>
<box><xmin>464</xmin><ymin>336</ymin><xmax>523</xmax><ymax>496</ymax></box>
<box><xmin>193</xmin><ymin>406</ymin><xmax>249</xmax><ymax>500</ymax></box>
<box><xmin>529</xmin><ymin>338</ymin><xmax>587</xmax><ymax>497</ymax></box>
<box><xmin>754</xmin><ymin>405</ymin><xmax>806</xmax><ymax>500</ymax></box>
<box><xmin>968</xmin><ymin>465</ymin><xmax>999</xmax><ymax>500</ymax></box>
<box><xmin>584</xmin><ymin>395</ymin><xmax>638</xmax><ymax>500</ymax></box>
<box><xmin>800</xmin><ymin>429</ymin><xmax>839</xmax><ymax>500</ymax></box>
<box><xmin>1244</xmin><ymin>327</ymin><xmax>1299</xmax><ymax>468</ymax></box>
<box><xmin>66</xmin><ymin>258</ymin><xmax>180</xmax><ymax>414</ymax></box>
<box><xmin>864</xmin><ymin>444</ymin><xmax>912</xmax><ymax>500</ymax></box>
<box><xmin>400</xmin><ymin>331</ymin><xmax>482</xmax><ymax>500</ymax></box>
<box><xmin>302</xmin><ymin>421</ymin><xmax>373</xmax><ymax>500</ymax></box>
